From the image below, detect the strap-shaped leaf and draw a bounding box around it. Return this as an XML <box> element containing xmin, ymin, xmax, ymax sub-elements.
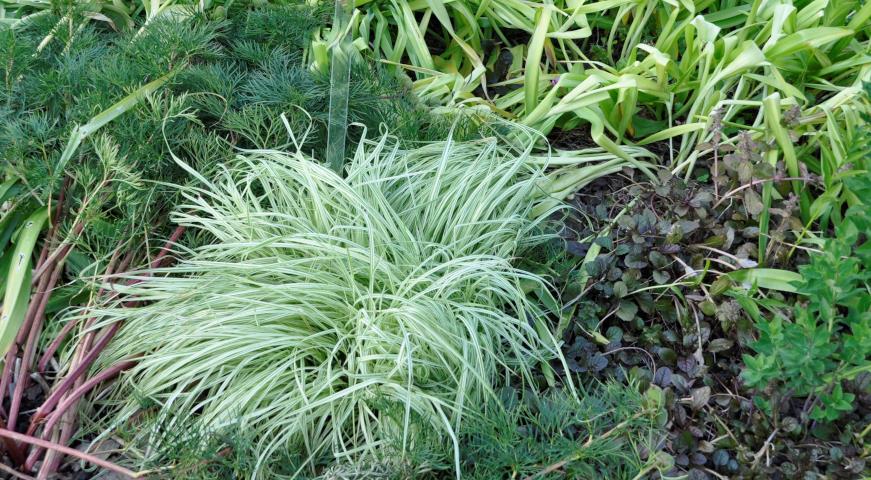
<box><xmin>726</xmin><ymin>268</ymin><xmax>803</xmax><ymax>293</ymax></box>
<box><xmin>54</xmin><ymin>73</ymin><xmax>173</xmax><ymax>176</ymax></box>
<box><xmin>0</xmin><ymin>207</ymin><xmax>48</xmax><ymax>356</ymax></box>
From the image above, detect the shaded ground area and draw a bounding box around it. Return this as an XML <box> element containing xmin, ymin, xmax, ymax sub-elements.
<box><xmin>545</xmin><ymin>164</ymin><xmax>869</xmax><ymax>479</ymax></box>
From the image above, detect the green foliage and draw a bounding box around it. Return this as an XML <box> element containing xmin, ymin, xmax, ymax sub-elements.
<box><xmin>741</xmin><ymin>200</ymin><xmax>871</xmax><ymax>422</ymax></box>
<box><xmin>83</xmin><ymin>128</ymin><xmax>572</xmax><ymax>478</ymax></box>
<box><xmin>119</xmin><ymin>404</ymin><xmax>259</xmax><ymax>480</ymax></box>
<box><xmin>354</xmin><ymin>0</ymin><xmax>871</xmax><ymax>180</ymax></box>
<box><xmin>0</xmin><ymin>1</ymin><xmax>481</xmax><ymax>288</ymax></box>
<box><xmin>533</xmin><ymin>116</ymin><xmax>868</xmax><ymax>475</ymax></box>
<box><xmin>459</xmin><ymin>383</ymin><xmax>668</xmax><ymax>479</ymax></box>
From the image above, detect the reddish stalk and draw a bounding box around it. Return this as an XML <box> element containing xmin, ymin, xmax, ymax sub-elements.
<box><xmin>33</xmin><ymin>241</ymin><xmax>49</xmax><ymax>273</ymax></box>
<box><xmin>0</xmin><ymin>352</ymin><xmax>26</xmax><ymax>465</ymax></box>
<box><xmin>13</xmin><ymin>254</ymin><xmax>55</xmax><ymax>348</ymax></box>
<box><xmin>0</xmin><ymin>428</ymin><xmax>140</xmax><ymax>478</ymax></box>
<box><xmin>1</xmin><ymin>257</ymin><xmax>55</xmax><ymax>434</ymax></box>
<box><xmin>25</xmin><ymin>361</ymin><xmax>135</xmax><ymax>469</ymax></box>
<box><xmin>32</xmin><ymin>179</ymin><xmax>69</xmax><ymax>273</ymax></box>
<box><xmin>37</xmin><ymin>417</ymin><xmax>73</xmax><ymax>479</ymax></box>
<box><xmin>28</xmin><ymin>339</ymin><xmax>87</xmax><ymax>474</ymax></box>
<box><xmin>111</xmin><ymin>250</ymin><xmax>136</xmax><ymax>283</ymax></box>
<box><xmin>0</xmin><ymin>354</ymin><xmax>26</xmax><ymax>465</ymax></box>
<box><xmin>149</xmin><ymin>225</ymin><xmax>186</xmax><ymax>269</ymax></box>
<box><xmin>7</xmin><ymin>259</ymin><xmax>65</xmax><ymax>432</ymax></box>
<box><xmin>37</xmin><ymin>356</ymin><xmax>86</xmax><ymax>477</ymax></box>
<box><xmin>0</xmin><ymin>349</ymin><xmax>18</xmax><ymax>409</ymax></box>
<box><xmin>36</xmin><ymin>246</ymin><xmax>125</xmax><ymax>375</ymax></box>
<box><xmin>31</xmin><ymin>221</ymin><xmax>83</xmax><ymax>286</ymax></box>
<box><xmin>22</xmin><ymin>226</ymin><xmax>184</xmax><ymax>471</ymax></box>
<box><xmin>34</xmin><ymin>327</ymin><xmax>92</xmax><ymax>476</ymax></box>
<box><xmin>79</xmin><ymin>250</ymin><xmax>136</xmax><ymax>359</ymax></box>
<box><xmin>27</xmin><ymin>244</ymin><xmax>130</xmax><ymax>441</ymax></box>
<box><xmin>27</xmin><ymin>322</ymin><xmax>122</xmax><ymax>429</ymax></box>
<box><xmin>35</xmin><ymin>320</ymin><xmax>78</xmax><ymax>376</ymax></box>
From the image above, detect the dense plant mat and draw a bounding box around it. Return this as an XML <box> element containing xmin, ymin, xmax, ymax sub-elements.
<box><xmin>0</xmin><ymin>0</ymin><xmax>868</xmax><ymax>478</ymax></box>
<box><xmin>345</xmin><ymin>0</ymin><xmax>871</xmax><ymax>476</ymax></box>
<box><xmin>546</xmin><ymin>128</ymin><xmax>870</xmax><ymax>476</ymax></box>
<box><xmin>64</xmin><ymin>127</ymin><xmax>668</xmax><ymax>478</ymax></box>
<box><xmin>354</xmin><ymin>0</ymin><xmax>870</xmax><ymax>177</ymax></box>
<box><xmin>0</xmin><ymin>3</ymin><xmax>493</xmax><ymax>476</ymax></box>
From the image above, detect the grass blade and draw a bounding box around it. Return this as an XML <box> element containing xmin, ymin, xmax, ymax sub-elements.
<box><xmin>726</xmin><ymin>268</ymin><xmax>803</xmax><ymax>293</ymax></box>
<box><xmin>54</xmin><ymin>73</ymin><xmax>173</xmax><ymax>176</ymax></box>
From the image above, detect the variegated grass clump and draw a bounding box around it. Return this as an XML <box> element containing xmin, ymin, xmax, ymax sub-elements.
<box><xmin>85</xmin><ymin>128</ymin><xmax>569</xmax><ymax>477</ymax></box>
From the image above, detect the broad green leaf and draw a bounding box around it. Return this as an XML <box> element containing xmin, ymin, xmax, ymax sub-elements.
<box><xmin>524</xmin><ymin>6</ymin><xmax>551</xmax><ymax>115</ymax></box>
<box><xmin>638</xmin><ymin>123</ymin><xmax>706</xmax><ymax>145</ymax></box>
<box><xmin>726</xmin><ymin>268</ymin><xmax>803</xmax><ymax>293</ymax></box>
<box><xmin>0</xmin><ymin>207</ymin><xmax>48</xmax><ymax>356</ymax></box>
<box><xmin>765</xmin><ymin>27</ymin><xmax>854</xmax><ymax>58</ymax></box>
<box><xmin>0</xmin><ymin>179</ymin><xmax>18</xmax><ymax>203</ymax></box>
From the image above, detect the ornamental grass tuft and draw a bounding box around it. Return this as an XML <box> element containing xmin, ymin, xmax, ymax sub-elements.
<box><xmin>85</xmin><ymin>126</ymin><xmax>570</xmax><ymax>477</ymax></box>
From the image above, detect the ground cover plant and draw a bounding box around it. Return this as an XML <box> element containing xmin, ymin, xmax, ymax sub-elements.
<box><xmin>0</xmin><ymin>0</ymin><xmax>868</xmax><ymax>478</ymax></box>
<box><xmin>76</xmin><ymin>124</ymin><xmax>671</xmax><ymax>478</ymax></box>
<box><xmin>0</xmin><ymin>2</ymin><xmax>500</xmax><ymax>477</ymax></box>
<box><xmin>350</xmin><ymin>1</ymin><xmax>871</xmax><ymax>477</ymax></box>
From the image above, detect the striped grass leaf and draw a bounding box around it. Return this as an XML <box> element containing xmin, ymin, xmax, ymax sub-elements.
<box><xmin>82</xmin><ymin>126</ymin><xmax>585</xmax><ymax>478</ymax></box>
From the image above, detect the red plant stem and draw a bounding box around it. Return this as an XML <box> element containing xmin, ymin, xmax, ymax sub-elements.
<box><xmin>113</xmin><ymin>249</ymin><xmax>136</xmax><ymax>280</ymax></box>
<box><xmin>27</xmin><ymin>359</ymin><xmax>132</xmax><ymax>440</ymax></box>
<box><xmin>0</xmin><ymin>428</ymin><xmax>140</xmax><ymax>478</ymax></box>
<box><xmin>31</xmin><ymin>320</ymin><xmax>94</xmax><ymax>475</ymax></box>
<box><xmin>32</xmin><ymin>179</ymin><xmax>69</xmax><ymax>272</ymax></box>
<box><xmin>0</xmin><ymin>348</ymin><xmax>18</xmax><ymax>406</ymax></box>
<box><xmin>6</xmin><ymin>259</ymin><xmax>65</xmax><ymax>432</ymax></box>
<box><xmin>23</xmin><ymin>227</ymin><xmax>183</xmax><ymax>468</ymax></box>
<box><xmin>37</xmin><ymin>419</ymin><xmax>72</xmax><ymax>479</ymax></box>
<box><xmin>34</xmin><ymin>339</ymin><xmax>90</xmax><ymax>475</ymax></box>
<box><xmin>39</xmin><ymin>347</ymin><xmax>88</xmax><ymax>477</ymax></box>
<box><xmin>35</xmin><ymin>245</ymin><xmax>125</xmax><ymax>375</ymax></box>
<box><xmin>0</xmin><ymin>351</ymin><xmax>25</xmax><ymax>464</ymax></box>
<box><xmin>0</xmin><ymin>257</ymin><xmax>55</xmax><ymax>428</ymax></box>
<box><xmin>80</xmin><ymin>252</ymin><xmax>135</xmax><ymax>359</ymax></box>
<box><xmin>27</xmin><ymin>322</ymin><xmax>122</xmax><ymax>429</ymax></box>
<box><xmin>33</xmin><ymin>239</ymin><xmax>50</xmax><ymax>274</ymax></box>
<box><xmin>28</xmin><ymin>250</ymin><xmax>131</xmax><ymax>435</ymax></box>
<box><xmin>25</xmin><ymin>361</ymin><xmax>135</xmax><ymax>468</ymax></box>
<box><xmin>150</xmin><ymin>225</ymin><xmax>186</xmax><ymax>269</ymax></box>
<box><xmin>0</xmin><ymin>350</ymin><xmax>23</xmax><ymax>470</ymax></box>
<box><xmin>14</xmin><ymin>256</ymin><xmax>55</xmax><ymax>348</ymax></box>
<box><xmin>31</xmin><ymin>221</ymin><xmax>83</xmax><ymax>286</ymax></box>
<box><xmin>35</xmin><ymin>320</ymin><xmax>78</xmax><ymax>376</ymax></box>
<box><xmin>25</xmin><ymin>360</ymin><xmax>136</xmax><ymax>470</ymax></box>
